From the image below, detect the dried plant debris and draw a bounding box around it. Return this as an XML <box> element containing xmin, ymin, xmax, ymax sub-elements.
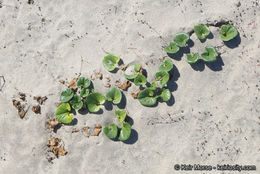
<box><xmin>19</xmin><ymin>92</ymin><xmax>26</xmax><ymax>101</ymax></box>
<box><xmin>32</xmin><ymin>105</ymin><xmax>41</xmax><ymax>114</ymax></box>
<box><xmin>13</xmin><ymin>99</ymin><xmax>20</xmax><ymax>109</ymax></box>
<box><xmin>72</xmin><ymin>128</ymin><xmax>80</xmax><ymax>133</ymax></box>
<box><xmin>46</xmin><ymin>118</ymin><xmax>60</xmax><ymax>132</ymax></box>
<box><xmin>33</xmin><ymin>96</ymin><xmax>48</xmax><ymax>105</ymax></box>
<box><xmin>104</xmin><ymin>83</ymin><xmax>111</xmax><ymax>88</ymax></box>
<box><xmin>12</xmin><ymin>99</ymin><xmax>27</xmax><ymax>119</ymax></box>
<box><xmin>82</xmin><ymin>124</ymin><xmax>101</xmax><ymax>137</ymax></box>
<box><xmin>90</xmin><ymin>74</ymin><xmax>95</xmax><ymax>81</ymax></box>
<box><xmin>46</xmin><ymin>137</ymin><xmax>67</xmax><ymax>159</ymax></box>
<box><xmin>92</xmin><ymin>124</ymin><xmax>102</xmax><ymax>136</ymax></box>
<box><xmin>140</xmin><ymin>66</ymin><xmax>143</xmax><ymax>75</ymax></box>
<box><xmin>90</xmin><ymin>72</ymin><xmax>103</xmax><ymax>80</ymax></box>
<box><xmin>131</xmin><ymin>90</ymin><xmax>142</xmax><ymax>99</ymax></box>
<box><xmin>106</xmin><ymin>77</ymin><xmax>111</xmax><ymax>82</ymax></box>
<box><xmin>69</xmin><ymin>78</ymin><xmax>78</xmax><ymax>90</ymax></box>
<box><xmin>117</xmin><ymin>80</ymin><xmax>131</xmax><ymax>91</ymax></box>
<box><xmin>83</xmin><ymin>126</ymin><xmax>89</xmax><ymax>133</ymax></box>
<box><xmin>96</xmin><ymin>72</ymin><xmax>103</xmax><ymax>80</ymax></box>
<box><xmin>120</xmin><ymin>65</ymin><xmax>127</xmax><ymax>71</ymax></box>
<box><xmin>59</xmin><ymin>80</ymin><xmax>65</xmax><ymax>84</ymax></box>
<box><xmin>82</xmin><ymin>126</ymin><xmax>90</xmax><ymax>137</ymax></box>
<box><xmin>18</xmin><ymin>107</ymin><xmax>26</xmax><ymax>118</ymax></box>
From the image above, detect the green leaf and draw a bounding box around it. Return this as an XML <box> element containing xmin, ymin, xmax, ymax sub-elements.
<box><xmin>194</xmin><ymin>24</ymin><xmax>210</xmax><ymax>40</ymax></box>
<box><xmin>159</xmin><ymin>88</ymin><xmax>171</xmax><ymax>102</ymax></box>
<box><xmin>55</xmin><ymin>103</ymin><xmax>73</xmax><ymax>124</ymax></box>
<box><xmin>119</xmin><ymin>123</ymin><xmax>131</xmax><ymax>141</ymax></box>
<box><xmin>148</xmin><ymin>81</ymin><xmax>157</xmax><ymax>90</ymax></box>
<box><xmin>106</xmin><ymin>87</ymin><xmax>122</xmax><ymax>104</ymax></box>
<box><xmin>124</xmin><ymin>64</ymin><xmax>141</xmax><ymax>79</ymax></box>
<box><xmin>115</xmin><ymin>109</ymin><xmax>126</xmax><ymax>122</ymax></box>
<box><xmin>86</xmin><ymin>92</ymin><xmax>106</xmax><ymax>113</ymax></box>
<box><xmin>173</xmin><ymin>32</ymin><xmax>189</xmax><ymax>47</ymax></box>
<box><xmin>155</xmin><ymin>71</ymin><xmax>170</xmax><ymax>86</ymax></box>
<box><xmin>80</xmin><ymin>88</ymin><xmax>89</xmax><ymax>97</ymax></box>
<box><xmin>69</xmin><ymin>94</ymin><xmax>83</xmax><ymax>110</ymax></box>
<box><xmin>220</xmin><ymin>24</ymin><xmax>238</xmax><ymax>41</ymax></box>
<box><xmin>60</xmin><ymin>88</ymin><xmax>74</xmax><ymax>103</ymax></box>
<box><xmin>186</xmin><ymin>53</ymin><xmax>199</xmax><ymax>64</ymax></box>
<box><xmin>137</xmin><ymin>88</ymin><xmax>157</xmax><ymax>106</ymax></box>
<box><xmin>134</xmin><ymin>74</ymin><xmax>147</xmax><ymax>86</ymax></box>
<box><xmin>77</xmin><ymin>77</ymin><xmax>91</xmax><ymax>88</ymax></box>
<box><xmin>201</xmin><ymin>46</ymin><xmax>218</xmax><ymax>62</ymax></box>
<box><xmin>159</xmin><ymin>59</ymin><xmax>173</xmax><ymax>72</ymax></box>
<box><xmin>103</xmin><ymin>123</ymin><xmax>118</xmax><ymax>139</ymax></box>
<box><xmin>102</xmin><ymin>54</ymin><xmax>120</xmax><ymax>71</ymax></box>
<box><xmin>164</xmin><ymin>42</ymin><xmax>180</xmax><ymax>54</ymax></box>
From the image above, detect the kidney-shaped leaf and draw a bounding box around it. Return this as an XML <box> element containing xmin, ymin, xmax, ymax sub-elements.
<box><xmin>115</xmin><ymin>109</ymin><xmax>126</xmax><ymax>122</ymax></box>
<box><xmin>102</xmin><ymin>54</ymin><xmax>120</xmax><ymax>72</ymax></box>
<box><xmin>124</xmin><ymin>64</ymin><xmax>141</xmax><ymax>79</ymax></box>
<box><xmin>159</xmin><ymin>88</ymin><xmax>171</xmax><ymax>102</ymax></box>
<box><xmin>77</xmin><ymin>77</ymin><xmax>91</xmax><ymax>88</ymax></box>
<box><xmin>80</xmin><ymin>87</ymin><xmax>89</xmax><ymax>98</ymax></box>
<box><xmin>137</xmin><ymin>88</ymin><xmax>157</xmax><ymax>106</ymax></box>
<box><xmin>164</xmin><ymin>42</ymin><xmax>180</xmax><ymax>54</ymax></box>
<box><xmin>155</xmin><ymin>71</ymin><xmax>170</xmax><ymax>86</ymax></box>
<box><xmin>194</xmin><ymin>24</ymin><xmax>210</xmax><ymax>40</ymax></box>
<box><xmin>69</xmin><ymin>94</ymin><xmax>83</xmax><ymax>110</ymax></box>
<box><xmin>106</xmin><ymin>87</ymin><xmax>122</xmax><ymax>104</ymax></box>
<box><xmin>201</xmin><ymin>46</ymin><xmax>218</xmax><ymax>62</ymax></box>
<box><xmin>119</xmin><ymin>123</ymin><xmax>131</xmax><ymax>141</ymax></box>
<box><xmin>220</xmin><ymin>24</ymin><xmax>238</xmax><ymax>41</ymax></box>
<box><xmin>86</xmin><ymin>92</ymin><xmax>106</xmax><ymax>113</ymax></box>
<box><xmin>60</xmin><ymin>88</ymin><xmax>74</xmax><ymax>103</ymax></box>
<box><xmin>55</xmin><ymin>103</ymin><xmax>73</xmax><ymax>124</ymax></box>
<box><xmin>159</xmin><ymin>59</ymin><xmax>173</xmax><ymax>72</ymax></box>
<box><xmin>134</xmin><ymin>74</ymin><xmax>147</xmax><ymax>86</ymax></box>
<box><xmin>103</xmin><ymin>123</ymin><xmax>118</xmax><ymax>139</ymax></box>
<box><xmin>186</xmin><ymin>53</ymin><xmax>199</xmax><ymax>64</ymax></box>
<box><xmin>174</xmin><ymin>32</ymin><xmax>189</xmax><ymax>47</ymax></box>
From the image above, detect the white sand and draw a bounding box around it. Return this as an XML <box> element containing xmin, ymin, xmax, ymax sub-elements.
<box><xmin>0</xmin><ymin>0</ymin><xmax>259</xmax><ymax>173</ymax></box>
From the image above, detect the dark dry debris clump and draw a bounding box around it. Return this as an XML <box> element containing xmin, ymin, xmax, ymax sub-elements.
<box><xmin>32</xmin><ymin>105</ymin><xmax>41</xmax><ymax>114</ymax></box>
<box><xmin>46</xmin><ymin>137</ymin><xmax>67</xmax><ymax>159</ymax></box>
<box><xmin>12</xmin><ymin>99</ymin><xmax>26</xmax><ymax>119</ymax></box>
<box><xmin>33</xmin><ymin>96</ymin><xmax>48</xmax><ymax>105</ymax></box>
<box><xmin>116</xmin><ymin>80</ymin><xmax>131</xmax><ymax>91</ymax></box>
<box><xmin>46</xmin><ymin>118</ymin><xmax>60</xmax><ymax>132</ymax></box>
<box><xmin>19</xmin><ymin>92</ymin><xmax>26</xmax><ymax>101</ymax></box>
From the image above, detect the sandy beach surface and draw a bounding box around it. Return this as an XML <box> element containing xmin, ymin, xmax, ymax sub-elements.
<box><xmin>0</xmin><ymin>0</ymin><xmax>259</xmax><ymax>173</ymax></box>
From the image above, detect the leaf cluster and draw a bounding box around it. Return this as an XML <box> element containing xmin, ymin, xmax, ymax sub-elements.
<box><xmin>57</xmin><ymin>76</ymin><xmax>124</xmax><ymax>123</ymax></box>
<box><xmin>185</xmin><ymin>46</ymin><xmax>218</xmax><ymax>64</ymax></box>
<box><xmin>57</xmin><ymin>77</ymin><xmax>94</xmax><ymax>123</ymax></box>
<box><xmin>135</xmin><ymin>59</ymin><xmax>173</xmax><ymax>106</ymax></box>
<box><xmin>164</xmin><ymin>32</ymin><xmax>190</xmax><ymax>54</ymax></box>
<box><xmin>103</xmin><ymin>109</ymin><xmax>132</xmax><ymax>141</ymax></box>
<box><xmin>165</xmin><ymin>24</ymin><xmax>238</xmax><ymax>64</ymax></box>
<box><xmin>124</xmin><ymin>64</ymin><xmax>147</xmax><ymax>86</ymax></box>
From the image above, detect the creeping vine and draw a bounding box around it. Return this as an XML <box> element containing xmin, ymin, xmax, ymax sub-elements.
<box><xmin>54</xmin><ymin>21</ymin><xmax>239</xmax><ymax>142</ymax></box>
